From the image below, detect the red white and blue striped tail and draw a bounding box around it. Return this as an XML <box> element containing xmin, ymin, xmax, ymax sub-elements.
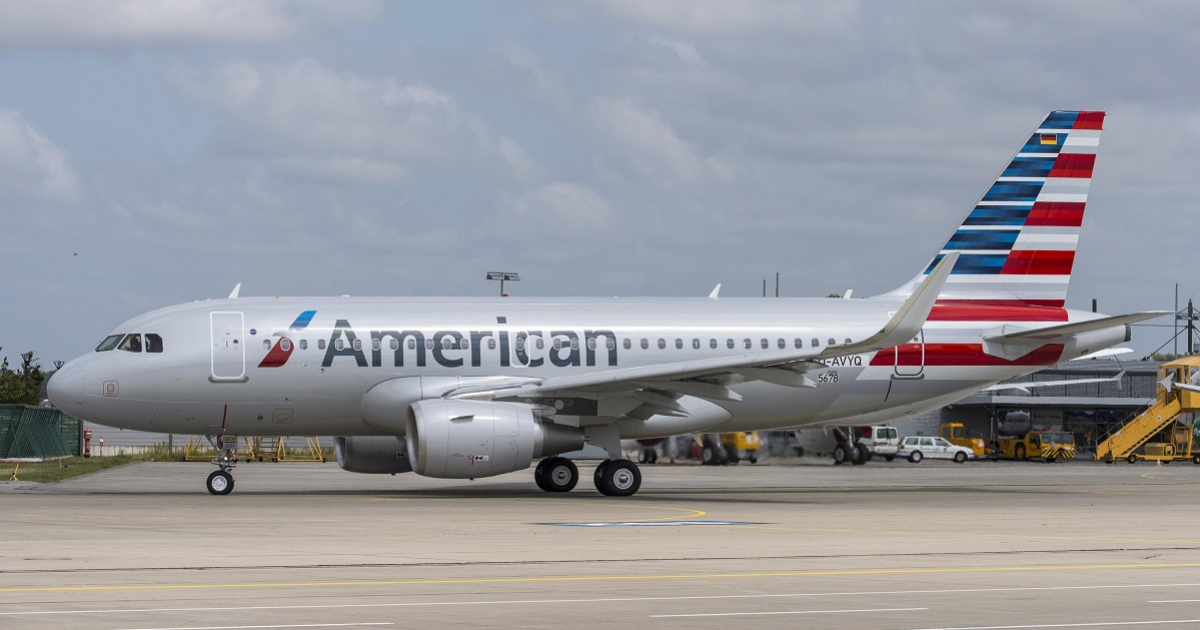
<box><xmin>889</xmin><ymin>110</ymin><xmax>1104</xmax><ymax>308</ymax></box>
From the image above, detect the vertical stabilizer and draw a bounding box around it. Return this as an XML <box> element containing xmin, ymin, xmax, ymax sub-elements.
<box><xmin>887</xmin><ymin>110</ymin><xmax>1104</xmax><ymax>307</ymax></box>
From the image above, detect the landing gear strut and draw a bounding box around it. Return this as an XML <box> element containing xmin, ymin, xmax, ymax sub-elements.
<box><xmin>206</xmin><ymin>435</ymin><xmax>238</xmax><ymax>495</ymax></box>
<box><xmin>594</xmin><ymin>459</ymin><xmax>641</xmax><ymax>496</ymax></box>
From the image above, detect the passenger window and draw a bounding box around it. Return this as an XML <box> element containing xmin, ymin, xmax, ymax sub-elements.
<box><xmin>263</xmin><ymin>339</ymin><xmax>272</xmax><ymax>351</ymax></box>
<box><xmin>488</xmin><ymin>339</ymin><xmax>496</xmax><ymax>350</ymax></box>
<box><xmin>744</xmin><ymin>338</ymin><xmax>752</xmax><ymax>349</ymax></box>
<box><xmin>442</xmin><ymin>337</ymin><xmax>452</xmax><ymax>350</ymax></box>
<box><xmin>794</xmin><ymin>338</ymin><xmax>803</xmax><ymax>349</ymax></box>
<box><xmin>372</xmin><ymin>339</ymin><xmax>381</xmax><ymax>351</ymax></box>
<box><xmin>145</xmin><ymin>334</ymin><xmax>163</xmax><ymax>353</ymax></box>
<box><xmin>760</xmin><ymin>338</ymin><xmax>768</xmax><ymax>349</ymax></box>
<box><xmin>587</xmin><ymin>338</ymin><xmax>596</xmax><ymax>350</ymax></box>
<box><xmin>845</xmin><ymin>337</ymin><xmax>852</xmax><ymax>344</ymax></box>
<box><xmin>607</xmin><ymin>338</ymin><xmax>615</xmax><ymax>350</ymax></box>
<box><xmin>675</xmin><ymin>338</ymin><xmax>683</xmax><ymax>349</ymax></box>
<box><xmin>692</xmin><ymin>339</ymin><xmax>700</xmax><ymax>349</ymax></box>
<box><xmin>710</xmin><ymin>339</ymin><xmax>717</xmax><ymax>349</ymax></box>
<box><xmin>828</xmin><ymin>338</ymin><xmax>836</xmax><ymax>346</ymax></box>
<box><xmin>425</xmin><ymin>339</ymin><xmax>434</xmax><ymax>350</ymax></box>
<box><xmin>280</xmin><ymin>339</ymin><xmax>291</xmax><ymax>352</ymax></box>
<box><xmin>726</xmin><ymin>339</ymin><xmax>734</xmax><ymax>349</ymax></box>
<box><xmin>516</xmin><ymin>337</ymin><xmax>526</xmax><ymax>351</ymax></box>
<box><xmin>390</xmin><ymin>339</ymin><xmax>399</xmax><ymax>351</ymax></box>
<box><xmin>777</xmin><ymin>338</ymin><xmax>785</xmax><ymax>349</ymax></box>
<box><xmin>335</xmin><ymin>339</ymin><xmax>344</xmax><ymax>351</ymax></box>
<box><xmin>623</xmin><ymin>338</ymin><xmax>631</xmax><ymax>350</ymax></box>
<box><xmin>300</xmin><ymin>340</ymin><xmax>308</xmax><ymax>351</ymax></box>
<box><xmin>641</xmin><ymin>339</ymin><xmax>649</xmax><ymax>349</ymax></box>
<box><xmin>318</xmin><ymin>339</ymin><xmax>326</xmax><ymax>350</ymax></box>
<box><xmin>536</xmin><ymin>339</ymin><xmax>543</xmax><ymax>350</ymax></box>
<box><xmin>409</xmin><ymin>339</ymin><xmax>417</xmax><ymax>350</ymax></box>
<box><xmin>95</xmin><ymin>334</ymin><xmax>123</xmax><ymax>352</ymax></box>
<box><xmin>570</xmin><ymin>338</ymin><xmax>579</xmax><ymax>350</ymax></box>
<box><xmin>812</xmin><ymin>338</ymin><xmax>820</xmax><ymax>347</ymax></box>
<box><xmin>658</xmin><ymin>339</ymin><xmax>666</xmax><ymax>349</ymax></box>
<box><xmin>554</xmin><ymin>339</ymin><xmax>562</xmax><ymax>350</ymax></box>
<box><xmin>119</xmin><ymin>334</ymin><xmax>143</xmax><ymax>353</ymax></box>
<box><xmin>353</xmin><ymin>339</ymin><xmax>362</xmax><ymax>351</ymax></box>
<box><xmin>462</xmin><ymin>339</ymin><xmax>470</xmax><ymax>350</ymax></box>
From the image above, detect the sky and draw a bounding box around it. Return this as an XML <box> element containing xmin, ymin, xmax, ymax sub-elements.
<box><xmin>1</xmin><ymin>0</ymin><xmax>1198</xmax><ymax>366</ymax></box>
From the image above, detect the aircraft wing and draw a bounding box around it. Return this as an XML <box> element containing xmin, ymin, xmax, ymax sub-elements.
<box><xmin>464</xmin><ymin>253</ymin><xmax>958</xmax><ymax>405</ymax></box>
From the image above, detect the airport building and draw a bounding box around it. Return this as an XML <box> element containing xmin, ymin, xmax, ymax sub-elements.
<box><xmin>894</xmin><ymin>359</ymin><xmax>1158</xmax><ymax>456</ymax></box>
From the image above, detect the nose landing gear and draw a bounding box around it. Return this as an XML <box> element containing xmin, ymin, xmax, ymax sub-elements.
<box><xmin>206</xmin><ymin>435</ymin><xmax>238</xmax><ymax>495</ymax></box>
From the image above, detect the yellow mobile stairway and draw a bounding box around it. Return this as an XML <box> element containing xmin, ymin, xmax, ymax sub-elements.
<box><xmin>1095</xmin><ymin>357</ymin><xmax>1200</xmax><ymax>464</ymax></box>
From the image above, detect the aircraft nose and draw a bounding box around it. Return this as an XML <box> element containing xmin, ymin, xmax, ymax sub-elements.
<box><xmin>47</xmin><ymin>362</ymin><xmax>84</xmax><ymax>416</ymax></box>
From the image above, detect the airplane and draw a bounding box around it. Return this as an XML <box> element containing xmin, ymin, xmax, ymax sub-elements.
<box><xmin>47</xmin><ymin>110</ymin><xmax>1166</xmax><ymax>497</ymax></box>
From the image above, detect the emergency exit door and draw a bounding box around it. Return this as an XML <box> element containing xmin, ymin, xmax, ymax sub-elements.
<box><xmin>893</xmin><ymin>329</ymin><xmax>925</xmax><ymax>379</ymax></box>
<box><xmin>210</xmin><ymin>311</ymin><xmax>246</xmax><ymax>381</ymax></box>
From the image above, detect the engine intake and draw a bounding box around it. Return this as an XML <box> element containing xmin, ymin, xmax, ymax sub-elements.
<box><xmin>405</xmin><ymin>399</ymin><xmax>583</xmax><ymax>479</ymax></box>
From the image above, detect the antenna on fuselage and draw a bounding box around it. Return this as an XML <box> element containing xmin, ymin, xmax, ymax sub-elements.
<box><xmin>228</xmin><ymin>283</ymin><xmax>242</xmax><ymax>299</ymax></box>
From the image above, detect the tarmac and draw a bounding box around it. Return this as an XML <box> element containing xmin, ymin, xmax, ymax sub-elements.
<box><xmin>4</xmin><ymin>458</ymin><xmax>1200</xmax><ymax>629</ymax></box>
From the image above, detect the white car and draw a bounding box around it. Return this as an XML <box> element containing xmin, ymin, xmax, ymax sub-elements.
<box><xmin>897</xmin><ymin>436</ymin><xmax>973</xmax><ymax>463</ymax></box>
<box><xmin>856</xmin><ymin>425</ymin><xmax>900</xmax><ymax>461</ymax></box>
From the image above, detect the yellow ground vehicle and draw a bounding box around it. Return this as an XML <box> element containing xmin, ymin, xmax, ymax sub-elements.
<box><xmin>699</xmin><ymin>432</ymin><xmax>761</xmax><ymax>465</ymax></box>
<box><xmin>995</xmin><ymin>430</ymin><xmax>1076</xmax><ymax>462</ymax></box>
<box><xmin>1096</xmin><ymin>356</ymin><xmax>1200</xmax><ymax>464</ymax></box>
<box><xmin>940</xmin><ymin>422</ymin><xmax>995</xmax><ymax>459</ymax></box>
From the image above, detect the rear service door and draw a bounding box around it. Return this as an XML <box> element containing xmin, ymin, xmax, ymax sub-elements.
<box><xmin>210</xmin><ymin>311</ymin><xmax>246</xmax><ymax>381</ymax></box>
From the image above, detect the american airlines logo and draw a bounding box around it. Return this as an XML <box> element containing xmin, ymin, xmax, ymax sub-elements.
<box><xmin>258</xmin><ymin>313</ymin><xmax>620</xmax><ymax>370</ymax></box>
<box><xmin>257</xmin><ymin>310</ymin><xmax>316</xmax><ymax>369</ymax></box>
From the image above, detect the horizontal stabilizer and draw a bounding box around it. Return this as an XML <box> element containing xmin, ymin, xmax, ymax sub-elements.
<box><xmin>984</xmin><ymin>311</ymin><xmax>1169</xmax><ymax>344</ymax></box>
<box><xmin>983</xmin><ymin>370</ymin><xmax>1124</xmax><ymax>394</ymax></box>
<box><xmin>1071</xmin><ymin>347</ymin><xmax>1133</xmax><ymax>361</ymax></box>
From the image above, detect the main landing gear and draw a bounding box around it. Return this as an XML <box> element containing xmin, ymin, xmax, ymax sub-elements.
<box><xmin>206</xmin><ymin>435</ymin><xmax>238</xmax><ymax>495</ymax></box>
<box><xmin>534</xmin><ymin>457</ymin><xmax>642</xmax><ymax>496</ymax></box>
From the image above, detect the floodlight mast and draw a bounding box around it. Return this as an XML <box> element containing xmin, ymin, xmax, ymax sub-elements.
<box><xmin>485</xmin><ymin>271</ymin><xmax>521</xmax><ymax>296</ymax></box>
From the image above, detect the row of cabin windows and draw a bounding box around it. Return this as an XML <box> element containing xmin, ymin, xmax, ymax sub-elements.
<box><xmin>266</xmin><ymin>335</ymin><xmax>854</xmax><ymax>353</ymax></box>
<box><xmin>95</xmin><ymin>333</ymin><xmax>164</xmax><ymax>353</ymax></box>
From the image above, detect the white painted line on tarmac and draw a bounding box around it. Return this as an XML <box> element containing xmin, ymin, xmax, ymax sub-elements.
<box><xmin>110</xmin><ymin>624</ymin><xmax>394</xmax><ymax>630</ymax></box>
<box><xmin>1148</xmin><ymin>600</ymin><xmax>1200</xmax><ymax>603</ymax></box>
<box><xmin>652</xmin><ymin>606</ymin><xmax>926</xmax><ymax>618</ymax></box>
<box><xmin>898</xmin><ymin>619</ymin><xmax>1200</xmax><ymax>629</ymax></box>
<box><xmin>8</xmin><ymin>582</ymin><xmax>1200</xmax><ymax>617</ymax></box>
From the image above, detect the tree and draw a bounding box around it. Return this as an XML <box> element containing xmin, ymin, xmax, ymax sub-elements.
<box><xmin>0</xmin><ymin>352</ymin><xmax>46</xmax><ymax>405</ymax></box>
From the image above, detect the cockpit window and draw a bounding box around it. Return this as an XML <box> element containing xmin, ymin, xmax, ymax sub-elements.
<box><xmin>145</xmin><ymin>334</ymin><xmax>164</xmax><ymax>353</ymax></box>
<box><xmin>118</xmin><ymin>334</ymin><xmax>143</xmax><ymax>353</ymax></box>
<box><xmin>96</xmin><ymin>334</ymin><xmax>123</xmax><ymax>352</ymax></box>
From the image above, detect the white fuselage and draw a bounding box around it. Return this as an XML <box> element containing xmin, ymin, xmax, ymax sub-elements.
<box><xmin>50</xmin><ymin>296</ymin><xmax>1123</xmax><ymax>439</ymax></box>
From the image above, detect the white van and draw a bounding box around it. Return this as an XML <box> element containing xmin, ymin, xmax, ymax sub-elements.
<box><xmin>856</xmin><ymin>425</ymin><xmax>900</xmax><ymax>461</ymax></box>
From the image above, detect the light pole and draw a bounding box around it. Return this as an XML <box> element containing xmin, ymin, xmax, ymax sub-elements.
<box><xmin>486</xmin><ymin>271</ymin><xmax>521</xmax><ymax>297</ymax></box>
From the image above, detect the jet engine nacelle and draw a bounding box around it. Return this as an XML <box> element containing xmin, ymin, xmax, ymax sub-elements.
<box><xmin>334</xmin><ymin>436</ymin><xmax>413</xmax><ymax>475</ymax></box>
<box><xmin>405</xmin><ymin>399</ymin><xmax>584</xmax><ymax>479</ymax></box>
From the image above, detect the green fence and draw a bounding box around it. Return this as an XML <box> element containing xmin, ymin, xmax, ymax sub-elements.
<box><xmin>0</xmin><ymin>405</ymin><xmax>80</xmax><ymax>460</ymax></box>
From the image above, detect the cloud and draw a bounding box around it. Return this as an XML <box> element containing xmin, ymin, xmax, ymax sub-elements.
<box><xmin>165</xmin><ymin>60</ymin><xmax>543</xmax><ymax>184</ymax></box>
<box><xmin>500</xmin><ymin>182</ymin><xmax>613</xmax><ymax>231</ymax></box>
<box><xmin>590</xmin><ymin>97</ymin><xmax>730</xmax><ymax>186</ymax></box>
<box><xmin>0</xmin><ymin>0</ymin><xmax>382</xmax><ymax>50</ymax></box>
<box><xmin>0</xmin><ymin>110</ymin><xmax>81</xmax><ymax>203</ymax></box>
<box><xmin>572</xmin><ymin>0</ymin><xmax>859</xmax><ymax>35</ymax></box>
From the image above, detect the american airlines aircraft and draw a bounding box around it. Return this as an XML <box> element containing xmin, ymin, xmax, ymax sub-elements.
<box><xmin>47</xmin><ymin>110</ymin><xmax>1162</xmax><ymax>497</ymax></box>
